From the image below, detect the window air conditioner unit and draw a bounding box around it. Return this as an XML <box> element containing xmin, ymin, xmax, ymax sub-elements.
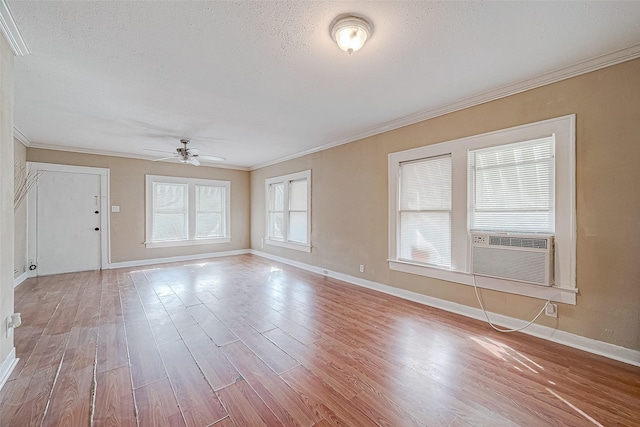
<box><xmin>470</xmin><ymin>232</ymin><xmax>554</xmax><ymax>286</ymax></box>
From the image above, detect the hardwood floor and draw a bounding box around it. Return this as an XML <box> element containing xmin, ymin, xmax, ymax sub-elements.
<box><xmin>2</xmin><ymin>254</ymin><xmax>639</xmax><ymax>426</ymax></box>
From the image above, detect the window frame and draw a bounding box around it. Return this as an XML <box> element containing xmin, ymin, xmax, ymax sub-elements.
<box><xmin>388</xmin><ymin>115</ymin><xmax>576</xmax><ymax>304</ymax></box>
<box><xmin>264</xmin><ymin>170</ymin><xmax>311</xmax><ymax>252</ymax></box>
<box><xmin>145</xmin><ymin>175</ymin><xmax>231</xmax><ymax>248</ymax></box>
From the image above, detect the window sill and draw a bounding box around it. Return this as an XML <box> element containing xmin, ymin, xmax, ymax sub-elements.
<box><xmin>145</xmin><ymin>237</ymin><xmax>231</xmax><ymax>249</ymax></box>
<box><xmin>388</xmin><ymin>259</ymin><xmax>577</xmax><ymax>305</ymax></box>
<box><xmin>265</xmin><ymin>239</ymin><xmax>311</xmax><ymax>253</ymax></box>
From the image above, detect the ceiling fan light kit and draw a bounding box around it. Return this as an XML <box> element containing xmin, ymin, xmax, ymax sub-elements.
<box><xmin>330</xmin><ymin>14</ymin><xmax>373</xmax><ymax>54</ymax></box>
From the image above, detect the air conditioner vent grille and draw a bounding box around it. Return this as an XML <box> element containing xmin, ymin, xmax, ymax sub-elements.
<box><xmin>489</xmin><ymin>236</ymin><xmax>547</xmax><ymax>249</ymax></box>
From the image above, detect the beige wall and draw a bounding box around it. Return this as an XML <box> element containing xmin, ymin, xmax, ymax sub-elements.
<box><xmin>0</xmin><ymin>36</ymin><xmax>14</xmax><ymax>364</ymax></box>
<box><xmin>27</xmin><ymin>149</ymin><xmax>251</xmax><ymax>263</ymax></box>
<box><xmin>14</xmin><ymin>138</ymin><xmax>26</xmax><ymax>276</ymax></box>
<box><xmin>252</xmin><ymin>58</ymin><xmax>640</xmax><ymax>351</ymax></box>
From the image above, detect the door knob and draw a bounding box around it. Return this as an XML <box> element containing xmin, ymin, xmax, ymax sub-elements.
<box><xmin>95</xmin><ymin>211</ymin><xmax>99</xmax><ymax>214</ymax></box>
<box><xmin>95</xmin><ymin>227</ymin><xmax>100</xmax><ymax>231</ymax></box>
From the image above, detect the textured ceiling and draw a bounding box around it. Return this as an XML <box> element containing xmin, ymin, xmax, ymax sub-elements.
<box><xmin>9</xmin><ymin>1</ymin><xmax>640</xmax><ymax>169</ymax></box>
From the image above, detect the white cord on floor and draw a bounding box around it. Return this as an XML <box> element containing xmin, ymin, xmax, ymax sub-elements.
<box><xmin>472</xmin><ymin>275</ymin><xmax>550</xmax><ymax>333</ymax></box>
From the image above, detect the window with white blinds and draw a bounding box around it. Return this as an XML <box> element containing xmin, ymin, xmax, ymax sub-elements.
<box><xmin>288</xmin><ymin>179</ymin><xmax>309</xmax><ymax>244</ymax></box>
<box><xmin>265</xmin><ymin>170</ymin><xmax>311</xmax><ymax>252</ymax></box>
<box><xmin>399</xmin><ymin>155</ymin><xmax>452</xmax><ymax>268</ymax></box>
<box><xmin>267</xmin><ymin>183</ymin><xmax>285</xmax><ymax>240</ymax></box>
<box><xmin>152</xmin><ymin>182</ymin><xmax>188</xmax><ymax>241</ymax></box>
<box><xmin>195</xmin><ymin>185</ymin><xmax>226</xmax><ymax>239</ymax></box>
<box><xmin>469</xmin><ymin>137</ymin><xmax>555</xmax><ymax>232</ymax></box>
<box><xmin>388</xmin><ymin>115</ymin><xmax>576</xmax><ymax>303</ymax></box>
<box><xmin>145</xmin><ymin>175</ymin><xmax>230</xmax><ymax>248</ymax></box>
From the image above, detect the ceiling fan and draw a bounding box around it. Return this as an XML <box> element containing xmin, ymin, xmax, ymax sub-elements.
<box><xmin>145</xmin><ymin>139</ymin><xmax>226</xmax><ymax>166</ymax></box>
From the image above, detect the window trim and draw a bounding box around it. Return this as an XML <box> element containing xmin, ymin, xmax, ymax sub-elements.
<box><xmin>388</xmin><ymin>115</ymin><xmax>576</xmax><ymax>304</ymax></box>
<box><xmin>145</xmin><ymin>175</ymin><xmax>231</xmax><ymax>248</ymax></box>
<box><xmin>264</xmin><ymin>170</ymin><xmax>311</xmax><ymax>252</ymax></box>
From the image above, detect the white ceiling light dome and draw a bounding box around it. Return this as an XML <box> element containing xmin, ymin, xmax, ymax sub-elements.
<box><xmin>330</xmin><ymin>14</ymin><xmax>374</xmax><ymax>54</ymax></box>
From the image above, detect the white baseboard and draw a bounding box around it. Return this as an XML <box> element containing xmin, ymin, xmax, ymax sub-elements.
<box><xmin>250</xmin><ymin>250</ymin><xmax>640</xmax><ymax>367</ymax></box>
<box><xmin>13</xmin><ymin>270</ymin><xmax>30</xmax><ymax>288</ymax></box>
<box><xmin>108</xmin><ymin>249</ymin><xmax>251</xmax><ymax>269</ymax></box>
<box><xmin>0</xmin><ymin>348</ymin><xmax>18</xmax><ymax>391</ymax></box>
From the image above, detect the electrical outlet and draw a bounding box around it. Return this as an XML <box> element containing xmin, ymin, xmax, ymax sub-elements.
<box><xmin>545</xmin><ymin>303</ymin><xmax>558</xmax><ymax>318</ymax></box>
<box><xmin>359</xmin><ymin>264</ymin><xmax>364</xmax><ymax>273</ymax></box>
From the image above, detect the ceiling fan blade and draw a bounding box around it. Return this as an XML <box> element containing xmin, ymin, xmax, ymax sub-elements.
<box><xmin>198</xmin><ymin>155</ymin><xmax>226</xmax><ymax>162</ymax></box>
<box><xmin>152</xmin><ymin>156</ymin><xmax>179</xmax><ymax>162</ymax></box>
<box><xmin>143</xmin><ymin>148</ymin><xmax>176</xmax><ymax>154</ymax></box>
<box><xmin>190</xmin><ymin>158</ymin><xmax>201</xmax><ymax>166</ymax></box>
<box><xmin>188</xmin><ymin>147</ymin><xmax>200</xmax><ymax>155</ymax></box>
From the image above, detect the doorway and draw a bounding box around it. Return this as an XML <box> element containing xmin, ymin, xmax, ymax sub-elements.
<box><xmin>27</xmin><ymin>163</ymin><xmax>109</xmax><ymax>276</ymax></box>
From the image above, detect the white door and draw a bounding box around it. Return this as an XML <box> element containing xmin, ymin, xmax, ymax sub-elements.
<box><xmin>37</xmin><ymin>171</ymin><xmax>102</xmax><ymax>275</ymax></box>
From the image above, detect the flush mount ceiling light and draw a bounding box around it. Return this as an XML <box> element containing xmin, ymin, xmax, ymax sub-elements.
<box><xmin>330</xmin><ymin>14</ymin><xmax>373</xmax><ymax>54</ymax></box>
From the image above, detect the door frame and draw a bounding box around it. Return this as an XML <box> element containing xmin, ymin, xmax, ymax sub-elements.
<box><xmin>27</xmin><ymin>162</ymin><xmax>110</xmax><ymax>275</ymax></box>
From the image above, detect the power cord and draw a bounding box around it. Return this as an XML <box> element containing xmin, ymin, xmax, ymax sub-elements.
<box><xmin>472</xmin><ymin>275</ymin><xmax>550</xmax><ymax>333</ymax></box>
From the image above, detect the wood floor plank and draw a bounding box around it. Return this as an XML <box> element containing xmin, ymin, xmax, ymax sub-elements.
<box><xmin>134</xmin><ymin>378</ymin><xmax>186</xmax><ymax>427</ymax></box>
<box><xmin>264</xmin><ymin>328</ymin><xmax>361</xmax><ymax>400</ymax></box>
<box><xmin>41</xmin><ymin>365</ymin><xmax>94</xmax><ymax>427</ymax></box>
<box><xmin>209</xmin><ymin>308</ymin><xmax>299</xmax><ymax>374</ymax></box>
<box><xmin>164</xmin><ymin>304</ymin><xmax>198</xmax><ymax>334</ymax></box>
<box><xmin>97</xmin><ymin>318</ymin><xmax>129</xmax><ymax>374</ymax></box>
<box><xmin>41</xmin><ymin>320</ymin><xmax>99</xmax><ymax>426</ymax></box>
<box><xmin>125</xmin><ymin>323</ymin><xmax>167</xmax><ymax>389</ymax></box>
<box><xmin>170</xmin><ymin>284</ymin><xmax>203</xmax><ymax>307</ymax></box>
<box><xmin>93</xmin><ymin>366</ymin><xmax>137</xmax><ymax>426</ymax></box>
<box><xmin>18</xmin><ymin>333</ymin><xmax>69</xmax><ymax>378</ymax></box>
<box><xmin>280</xmin><ymin>365</ymin><xmax>380</xmax><ymax>426</ymax></box>
<box><xmin>210</xmin><ymin>416</ymin><xmax>237</xmax><ymax>426</ymax></box>
<box><xmin>157</xmin><ymin>338</ymin><xmax>228</xmax><ymax>426</ymax></box>
<box><xmin>349</xmin><ymin>390</ymin><xmax>425</xmax><ymax>427</ymax></box>
<box><xmin>186</xmin><ymin>304</ymin><xmax>238</xmax><ymax>346</ymax></box>
<box><xmin>180</xmin><ymin>324</ymin><xmax>241</xmax><ymax>391</ymax></box>
<box><xmin>216</xmin><ymin>380</ymin><xmax>284</xmax><ymax>426</ymax></box>
<box><xmin>0</xmin><ymin>368</ymin><xmax>57</xmax><ymax>427</ymax></box>
<box><xmin>222</xmin><ymin>340</ymin><xmax>322</xmax><ymax>426</ymax></box>
<box><xmin>263</xmin><ymin>309</ymin><xmax>323</xmax><ymax>345</ymax></box>
<box><xmin>143</xmin><ymin>302</ymin><xmax>183</xmax><ymax>345</ymax></box>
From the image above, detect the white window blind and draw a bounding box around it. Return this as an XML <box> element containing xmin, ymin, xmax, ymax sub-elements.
<box><xmin>196</xmin><ymin>185</ymin><xmax>225</xmax><ymax>238</ymax></box>
<box><xmin>268</xmin><ymin>183</ymin><xmax>285</xmax><ymax>240</ymax></box>
<box><xmin>399</xmin><ymin>155</ymin><xmax>452</xmax><ymax>268</ymax></box>
<box><xmin>152</xmin><ymin>182</ymin><xmax>188</xmax><ymax>241</ymax></box>
<box><xmin>469</xmin><ymin>136</ymin><xmax>555</xmax><ymax>232</ymax></box>
<box><xmin>288</xmin><ymin>179</ymin><xmax>308</xmax><ymax>243</ymax></box>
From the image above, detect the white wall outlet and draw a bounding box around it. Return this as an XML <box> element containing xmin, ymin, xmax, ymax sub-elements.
<box><xmin>111</xmin><ymin>205</ymin><xmax>120</xmax><ymax>212</ymax></box>
<box><xmin>359</xmin><ymin>264</ymin><xmax>364</xmax><ymax>273</ymax></box>
<box><xmin>545</xmin><ymin>303</ymin><xmax>558</xmax><ymax>318</ymax></box>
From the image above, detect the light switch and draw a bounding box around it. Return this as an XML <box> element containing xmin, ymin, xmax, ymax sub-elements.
<box><xmin>111</xmin><ymin>205</ymin><xmax>120</xmax><ymax>212</ymax></box>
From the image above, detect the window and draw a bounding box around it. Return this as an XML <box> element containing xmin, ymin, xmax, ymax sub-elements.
<box><xmin>265</xmin><ymin>170</ymin><xmax>311</xmax><ymax>252</ymax></box>
<box><xmin>146</xmin><ymin>175</ymin><xmax>230</xmax><ymax>248</ymax></box>
<box><xmin>469</xmin><ymin>137</ymin><xmax>554</xmax><ymax>233</ymax></box>
<box><xmin>399</xmin><ymin>155</ymin><xmax>452</xmax><ymax>268</ymax></box>
<box><xmin>388</xmin><ymin>115</ymin><xmax>576</xmax><ymax>304</ymax></box>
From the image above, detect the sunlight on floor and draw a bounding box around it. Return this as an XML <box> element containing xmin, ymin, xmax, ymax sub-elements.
<box><xmin>471</xmin><ymin>336</ymin><xmax>544</xmax><ymax>374</ymax></box>
<box><xmin>546</xmin><ymin>388</ymin><xmax>604</xmax><ymax>427</ymax></box>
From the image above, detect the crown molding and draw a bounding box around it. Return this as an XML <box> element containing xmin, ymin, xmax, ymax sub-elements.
<box><xmin>26</xmin><ymin>142</ymin><xmax>251</xmax><ymax>171</ymax></box>
<box><xmin>250</xmin><ymin>43</ymin><xmax>640</xmax><ymax>171</ymax></box>
<box><xmin>0</xmin><ymin>0</ymin><xmax>29</xmax><ymax>56</ymax></box>
<box><xmin>14</xmin><ymin>126</ymin><xmax>31</xmax><ymax>146</ymax></box>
